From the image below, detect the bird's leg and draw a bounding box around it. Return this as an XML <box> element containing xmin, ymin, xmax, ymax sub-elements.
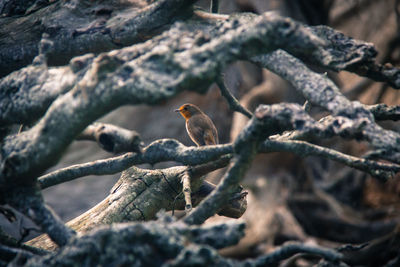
<box><xmin>181</xmin><ymin>171</ymin><xmax>193</xmax><ymax>214</ymax></box>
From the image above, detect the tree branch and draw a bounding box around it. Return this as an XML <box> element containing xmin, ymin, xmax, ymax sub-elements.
<box><xmin>0</xmin><ymin>11</ymin><xmax>327</xmax><ymax>187</ymax></box>
<box><xmin>181</xmin><ymin>171</ymin><xmax>192</xmax><ymax>213</ymax></box>
<box><xmin>306</xmin><ymin>25</ymin><xmax>400</xmax><ymax>88</ymax></box>
<box><xmin>29</xmin><ymin>154</ymin><xmax>246</xmax><ymax>250</ymax></box>
<box><xmin>0</xmin><ymin>0</ymin><xmax>197</xmax><ymax>77</ymax></box>
<box><xmin>38</xmin><ymin>139</ymin><xmax>233</xmax><ymax>189</ymax></box>
<box><xmin>366</xmin><ymin>104</ymin><xmax>400</xmax><ymax>121</ymax></box>
<box><xmin>252</xmin><ymin>49</ymin><xmax>400</xmax><ymax>163</ymax></box>
<box><xmin>39</xmin><ymin>122</ymin><xmax>400</xmax><ymax>190</ymax></box>
<box><xmin>0</xmin><ymin>244</ymin><xmax>36</xmax><ymax>264</ymax></box>
<box><xmin>260</xmin><ymin>140</ymin><xmax>399</xmax><ymax>181</ymax></box>
<box><xmin>216</xmin><ymin>74</ymin><xmax>253</xmax><ymax>118</ymax></box>
<box><xmin>244</xmin><ymin>242</ymin><xmax>343</xmax><ymax>266</ymax></box>
<box><xmin>210</xmin><ymin>0</ymin><xmax>219</xmax><ymax>13</ymax></box>
<box><xmin>184</xmin><ymin>103</ymin><xmax>316</xmax><ymax>225</ymax></box>
<box><xmin>2</xmin><ymin>8</ymin><xmax>400</xmax><ymax>264</ymax></box>
<box><xmin>76</xmin><ymin>122</ymin><xmax>142</xmax><ymax>153</ymax></box>
<box><xmin>9</xmin><ymin>188</ymin><xmax>75</xmax><ymax>247</ymax></box>
<box><xmin>24</xmin><ymin>218</ymin><xmax>343</xmax><ymax>266</ymax></box>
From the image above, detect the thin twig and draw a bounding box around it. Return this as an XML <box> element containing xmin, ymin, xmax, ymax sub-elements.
<box><xmin>193</xmin><ymin>10</ymin><xmax>228</xmax><ymax>20</ymax></box>
<box><xmin>302</xmin><ymin>100</ymin><xmax>311</xmax><ymax>112</ymax></box>
<box><xmin>17</xmin><ymin>124</ymin><xmax>24</xmax><ymax>134</ymax></box>
<box><xmin>210</xmin><ymin>0</ymin><xmax>219</xmax><ymax>13</ymax></box>
<box><xmin>261</xmin><ymin>140</ymin><xmax>399</xmax><ymax>181</ymax></box>
<box><xmin>181</xmin><ymin>171</ymin><xmax>192</xmax><ymax>213</ymax></box>
<box><xmin>216</xmin><ymin>75</ymin><xmax>253</xmax><ymax>118</ymax></box>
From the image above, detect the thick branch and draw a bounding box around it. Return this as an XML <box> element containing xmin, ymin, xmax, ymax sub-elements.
<box><xmin>0</xmin><ymin>244</ymin><xmax>36</xmax><ymax>264</ymax></box>
<box><xmin>244</xmin><ymin>242</ymin><xmax>343</xmax><ymax>266</ymax></box>
<box><xmin>0</xmin><ymin>0</ymin><xmax>196</xmax><ymax>77</ymax></box>
<box><xmin>0</xmin><ymin>65</ymin><xmax>76</xmax><ymax>126</ymax></box>
<box><xmin>0</xmin><ymin>12</ymin><xmax>327</xmax><ymax>187</ymax></box>
<box><xmin>252</xmin><ymin>50</ymin><xmax>367</xmax><ymax>118</ymax></box>
<box><xmin>25</xmin><ymin>218</ymin><xmax>343</xmax><ymax>266</ymax></box>
<box><xmin>252</xmin><ymin>50</ymin><xmax>400</xmax><ymax>163</ymax></box>
<box><xmin>9</xmin><ymin>187</ymin><xmax>75</xmax><ymax>247</ymax></box>
<box><xmin>25</xmin><ymin>218</ymin><xmax>244</xmax><ymax>266</ymax></box>
<box><xmin>367</xmin><ymin>104</ymin><xmax>400</xmax><ymax>121</ymax></box>
<box><xmin>76</xmin><ymin>122</ymin><xmax>142</xmax><ymax>153</ymax></box>
<box><xmin>307</xmin><ymin>25</ymin><xmax>400</xmax><ymax>88</ymax></box>
<box><xmin>28</xmin><ymin>158</ymin><xmax>246</xmax><ymax>250</ymax></box>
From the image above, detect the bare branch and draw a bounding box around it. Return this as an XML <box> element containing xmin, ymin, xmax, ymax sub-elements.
<box><xmin>9</xmin><ymin>189</ymin><xmax>75</xmax><ymax>247</ymax></box>
<box><xmin>76</xmin><ymin>122</ymin><xmax>142</xmax><ymax>153</ymax></box>
<box><xmin>38</xmin><ymin>139</ymin><xmax>233</xmax><ymax>189</ymax></box>
<box><xmin>181</xmin><ymin>171</ymin><xmax>192</xmax><ymax>213</ymax></box>
<box><xmin>252</xmin><ymin>50</ymin><xmax>367</xmax><ymax>117</ymax></box>
<box><xmin>29</xmin><ymin>162</ymin><xmax>247</xmax><ymax>250</ymax></box>
<box><xmin>188</xmin><ymin>220</ymin><xmax>245</xmax><ymax>249</ymax></box>
<box><xmin>244</xmin><ymin>242</ymin><xmax>343</xmax><ymax>266</ymax></box>
<box><xmin>0</xmin><ymin>12</ymin><xmax>327</xmax><ymax>186</ymax></box>
<box><xmin>25</xmin><ymin>217</ymin><xmax>344</xmax><ymax>266</ymax></box>
<box><xmin>38</xmin><ymin>152</ymin><xmax>138</xmax><ymax>190</ymax></box>
<box><xmin>184</xmin><ymin>103</ymin><xmax>313</xmax><ymax>225</ymax></box>
<box><xmin>39</xmin><ymin>119</ymin><xmax>400</xmax><ymax>190</ymax></box>
<box><xmin>252</xmin><ymin>50</ymin><xmax>400</xmax><ymax>163</ymax></box>
<box><xmin>0</xmin><ymin>0</ymin><xmax>197</xmax><ymax>77</ymax></box>
<box><xmin>210</xmin><ymin>0</ymin><xmax>219</xmax><ymax>13</ymax></box>
<box><xmin>0</xmin><ymin>244</ymin><xmax>36</xmax><ymax>264</ymax></box>
<box><xmin>306</xmin><ymin>25</ymin><xmax>400</xmax><ymax>88</ymax></box>
<box><xmin>216</xmin><ymin>75</ymin><xmax>253</xmax><ymax>118</ymax></box>
<box><xmin>26</xmin><ymin>218</ymin><xmax>245</xmax><ymax>266</ymax></box>
<box><xmin>366</xmin><ymin>104</ymin><xmax>400</xmax><ymax>121</ymax></box>
<box><xmin>260</xmin><ymin>140</ymin><xmax>399</xmax><ymax>181</ymax></box>
<box><xmin>0</xmin><ymin>65</ymin><xmax>76</xmax><ymax>126</ymax></box>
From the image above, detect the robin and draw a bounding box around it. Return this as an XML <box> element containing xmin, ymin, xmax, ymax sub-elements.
<box><xmin>175</xmin><ymin>103</ymin><xmax>219</xmax><ymax>146</ymax></box>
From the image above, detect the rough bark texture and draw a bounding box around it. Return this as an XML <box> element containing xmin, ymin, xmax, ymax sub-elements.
<box><xmin>1</xmin><ymin>0</ymin><xmax>400</xmax><ymax>266</ymax></box>
<box><xmin>28</xmin><ymin>162</ymin><xmax>247</xmax><ymax>250</ymax></box>
<box><xmin>0</xmin><ymin>0</ymin><xmax>195</xmax><ymax>78</ymax></box>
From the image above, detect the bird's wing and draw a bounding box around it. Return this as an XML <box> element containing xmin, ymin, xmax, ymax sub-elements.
<box><xmin>186</xmin><ymin>121</ymin><xmax>205</xmax><ymax>146</ymax></box>
<box><xmin>187</xmin><ymin>114</ymin><xmax>219</xmax><ymax>146</ymax></box>
<box><xmin>203</xmin><ymin>129</ymin><xmax>217</xmax><ymax>145</ymax></box>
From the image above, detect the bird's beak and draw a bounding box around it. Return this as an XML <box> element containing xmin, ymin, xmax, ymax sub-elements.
<box><xmin>174</xmin><ymin>109</ymin><xmax>180</xmax><ymax>113</ymax></box>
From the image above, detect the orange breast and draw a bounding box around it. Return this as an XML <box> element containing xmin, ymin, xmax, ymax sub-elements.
<box><xmin>180</xmin><ymin>110</ymin><xmax>192</xmax><ymax>120</ymax></box>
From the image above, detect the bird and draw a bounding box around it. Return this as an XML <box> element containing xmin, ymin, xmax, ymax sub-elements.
<box><xmin>175</xmin><ymin>103</ymin><xmax>219</xmax><ymax>146</ymax></box>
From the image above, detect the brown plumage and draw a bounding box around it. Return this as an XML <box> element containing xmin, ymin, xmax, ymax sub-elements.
<box><xmin>175</xmin><ymin>103</ymin><xmax>219</xmax><ymax>146</ymax></box>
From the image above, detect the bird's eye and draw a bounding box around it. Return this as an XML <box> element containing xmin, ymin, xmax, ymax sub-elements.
<box><xmin>183</xmin><ymin>107</ymin><xmax>187</xmax><ymax>110</ymax></box>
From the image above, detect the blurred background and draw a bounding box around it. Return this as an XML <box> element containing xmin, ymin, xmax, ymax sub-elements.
<box><xmin>2</xmin><ymin>0</ymin><xmax>400</xmax><ymax>265</ymax></box>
